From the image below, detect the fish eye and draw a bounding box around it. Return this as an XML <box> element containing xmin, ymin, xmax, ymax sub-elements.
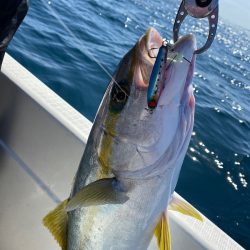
<box><xmin>109</xmin><ymin>80</ymin><xmax>130</xmax><ymax>113</ymax></box>
<box><xmin>114</xmin><ymin>90</ymin><xmax>127</xmax><ymax>102</ymax></box>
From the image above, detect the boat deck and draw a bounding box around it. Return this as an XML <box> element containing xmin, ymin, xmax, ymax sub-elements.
<box><xmin>0</xmin><ymin>55</ymin><xmax>243</xmax><ymax>250</ymax></box>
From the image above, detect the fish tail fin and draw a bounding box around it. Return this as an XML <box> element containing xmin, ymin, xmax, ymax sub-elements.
<box><xmin>154</xmin><ymin>212</ymin><xmax>171</xmax><ymax>250</ymax></box>
<box><xmin>43</xmin><ymin>199</ymin><xmax>69</xmax><ymax>250</ymax></box>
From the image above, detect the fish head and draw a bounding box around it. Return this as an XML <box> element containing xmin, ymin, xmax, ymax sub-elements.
<box><xmin>96</xmin><ymin>28</ymin><xmax>196</xmax><ymax>178</ymax></box>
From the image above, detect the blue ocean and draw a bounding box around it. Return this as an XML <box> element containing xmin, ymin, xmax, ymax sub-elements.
<box><xmin>8</xmin><ymin>0</ymin><xmax>250</xmax><ymax>248</ymax></box>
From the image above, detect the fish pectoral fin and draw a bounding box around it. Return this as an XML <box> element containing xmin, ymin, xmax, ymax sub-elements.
<box><xmin>43</xmin><ymin>199</ymin><xmax>68</xmax><ymax>250</ymax></box>
<box><xmin>66</xmin><ymin>178</ymin><xmax>129</xmax><ymax>211</ymax></box>
<box><xmin>168</xmin><ymin>193</ymin><xmax>203</xmax><ymax>222</ymax></box>
<box><xmin>154</xmin><ymin>212</ymin><xmax>171</xmax><ymax>250</ymax></box>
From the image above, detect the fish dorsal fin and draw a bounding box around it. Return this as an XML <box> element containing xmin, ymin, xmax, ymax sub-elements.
<box><xmin>154</xmin><ymin>212</ymin><xmax>171</xmax><ymax>250</ymax></box>
<box><xmin>43</xmin><ymin>199</ymin><xmax>68</xmax><ymax>250</ymax></box>
<box><xmin>66</xmin><ymin>178</ymin><xmax>129</xmax><ymax>211</ymax></box>
<box><xmin>168</xmin><ymin>193</ymin><xmax>203</xmax><ymax>222</ymax></box>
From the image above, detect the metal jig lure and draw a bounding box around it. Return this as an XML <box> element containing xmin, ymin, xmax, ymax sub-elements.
<box><xmin>147</xmin><ymin>40</ymin><xmax>170</xmax><ymax>109</ymax></box>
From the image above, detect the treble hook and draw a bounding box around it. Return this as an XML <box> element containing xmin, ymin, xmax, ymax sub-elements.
<box><xmin>173</xmin><ymin>0</ymin><xmax>219</xmax><ymax>54</ymax></box>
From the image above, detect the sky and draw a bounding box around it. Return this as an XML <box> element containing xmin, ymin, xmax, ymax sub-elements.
<box><xmin>220</xmin><ymin>0</ymin><xmax>250</xmax><ymax>30</ymax></box>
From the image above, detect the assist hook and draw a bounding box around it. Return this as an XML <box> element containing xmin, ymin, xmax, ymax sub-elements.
<box><xmin>173</xmin><ymin>0</ymin><xmax>219</xmax><ymax>54</ymax></box>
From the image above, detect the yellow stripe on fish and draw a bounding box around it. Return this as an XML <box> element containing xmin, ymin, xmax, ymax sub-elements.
<box><xmin>98</xmin><ymin>113</ymin><xmax>119</xmax><ymax>177</ymax></box>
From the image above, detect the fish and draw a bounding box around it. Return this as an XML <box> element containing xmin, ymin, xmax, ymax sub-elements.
<box><xmin>43</xmin><ymin>27</ymin><xmax>203</xmax><ymax>250</ymax></box>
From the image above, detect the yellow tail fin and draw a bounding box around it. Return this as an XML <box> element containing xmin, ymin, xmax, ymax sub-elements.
<box><xmin>168</xmin><ymin>194</ymin><xmax>203</xmax><ymax>222</ymax></box>
<box><xmin>43</xmin><ymin>199</ymin><xmax>68</xmax><ymax>250</ymax></box>
<box><xmin>154</xmin><ymin>213</ymin><xmax>171</xmax><ymax>250</ymax></box>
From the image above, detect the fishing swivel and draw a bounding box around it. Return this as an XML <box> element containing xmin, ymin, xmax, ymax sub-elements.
<box><xmin>173</xmin><ymin>0</ymin><xmax>219</xmax><ymax>54</ymax></box>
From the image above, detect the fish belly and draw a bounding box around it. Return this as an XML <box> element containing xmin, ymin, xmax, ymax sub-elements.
<box><xmin>68</xmin><ymin>178</ymin><xmax>170</xmax><ymax>250</ymax></box>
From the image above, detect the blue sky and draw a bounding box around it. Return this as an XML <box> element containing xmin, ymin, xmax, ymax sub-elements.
<box><xmin>220</xmin><ymin>0</ymin><xmax>250</xmax><ymax>30</ymax></box>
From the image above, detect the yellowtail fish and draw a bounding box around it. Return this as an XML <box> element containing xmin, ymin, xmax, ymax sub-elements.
<box><xmin>43</xmin><ymin>27</ymin><xmax>203</xmax><ymax>250</ymax></box>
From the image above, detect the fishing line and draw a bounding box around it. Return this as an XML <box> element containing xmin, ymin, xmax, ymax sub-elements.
<box><xmin>41</xmin><ymin>1</ymin><xmax>128</xmax><ymax>96</ymax></box>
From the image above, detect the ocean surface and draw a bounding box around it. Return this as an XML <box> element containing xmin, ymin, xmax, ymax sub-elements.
<box><xmin>8</xmin><ymin>0</ymin><xmax>250</xmax><ymax>248</ymax></box>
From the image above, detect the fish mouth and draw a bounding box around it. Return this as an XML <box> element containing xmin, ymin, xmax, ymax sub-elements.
<box><xmin>157</xmin><ymin>34</ymin><xmax>197</xmax><ymax>108</ymax></box>
<box><xmin>171</xmin><ymin>34</ymin><xmax>196</xmax><ymax>65</ymax></box>
<box><xmin>133</xmin><ymin>28</ymin><xmax>196</xmax><ymax>108</ymax></box>
<box><xmin>133</xmin><ymin>27</ymin><xmax>163</xmax><ymax>89</ymax></box>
